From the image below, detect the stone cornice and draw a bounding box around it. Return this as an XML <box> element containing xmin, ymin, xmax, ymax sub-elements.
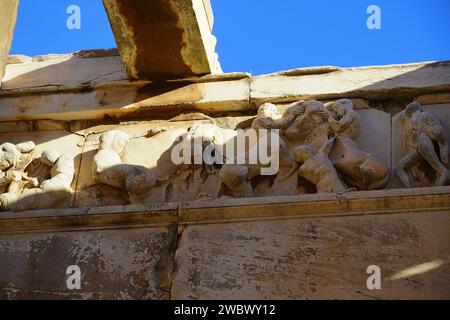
<box><xmin>0</xmin><ymin>59</ymin><xmax>449</xmax><ymax>122</ymax></box>
<box><xmin>1</xmin><ymin>187</ymin><xmax>449</xmax><ymax>235</ymax></box>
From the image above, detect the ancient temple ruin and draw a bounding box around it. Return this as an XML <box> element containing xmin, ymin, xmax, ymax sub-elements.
<box><xmin>0</xmin><ymin>0</ymin><xmax>449</xmax><ymax>299</ymax></box>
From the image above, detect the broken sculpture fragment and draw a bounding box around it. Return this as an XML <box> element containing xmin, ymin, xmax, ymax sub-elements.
<box><xmin>395</xmin><ymin>101</ymin><xmax>449</xmax><ymax>188</ymax></box>
<box><xmin>0</xmin><ymin>142</ymin><xmax>75</xmax><ymax>212</ymax></box>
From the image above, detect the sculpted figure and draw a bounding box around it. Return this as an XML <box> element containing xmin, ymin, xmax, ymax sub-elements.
<box><xmin>246</xmin><ymin>103</ymin><xmax>301</xmax><ymax>195</ymax></box>
<box><xmin>252</xmin><ymin>101</ymin><xmax>305</xmax><ymax>130</ymax></box>
<box><xmin>328</xmin><ymin>99</ymin><xmax>389</xmax><ymax>190</ymax></box>
<box><xmin>0</xmin><ymin>141</ymin><xmax>37</xmax><ymax>196</ymax></box>
<box><xmin>0</xmin><ymin>141</ymin><xmax>35</xmax><ymax>172</ymax></box>
<box><xmin>395</xmin><ymin>101</ymin><xmax>449</xmax><ymax>187</ymax></box>
<box><xmin>218</xmin><ymin>164</ymin><xmax>252</xmax><ymax>198</ymax></box>
<box><xmin>284</xmin><ymin>100</ymin><xmax>332</xmax><ymax>151</ymax></box>
<box><xmin>293</xmin><ymin>138</ymin><xmax>346</xmax><ymax>193</ymax></box>
<box><xmin>0</xmin><ymin>149</ymin><xmax>75</xmax><ymax>211</ymax></box>
<box><xmin>249</xmin><ymin>100</ymin><xmax>342</xmax><ymax>195</ymax></box>
<box><xmin>92</xmin><ymin>130</ymin><xmax>158</xmax><ymax>204</ymax></box>
<box><xmin>167</xmin><ymin>124</ymin><xmax>234</xmax><ymax>200</ymax></box>
<box><xmin>253</xmin><ymin>100</ymin><xmax>341</xmax><ymax>194</ymax></box>
<box><xmin>0</xmin><ymin>141</ymin><xmax>36</xmax><ymax>190</ymax></box>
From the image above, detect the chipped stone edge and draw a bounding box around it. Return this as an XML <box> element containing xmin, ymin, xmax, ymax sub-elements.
<box><xmin>0</xmin><ymin>60</ymin><xmax>449</xmax><ymax>122</ymax></box>
<box><xmin>0</xmin><ymin>72</ymin><xmax>251</xmax><ymax>97</ymax></box>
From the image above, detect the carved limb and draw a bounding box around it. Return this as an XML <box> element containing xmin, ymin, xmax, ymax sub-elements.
<box><xmin>437</xmin><ymin>135</ymin><xmax>449</xmax><ymax>167</ymax></box>
<box><xmin>16</xmin><ymin>141</ymin><xmax>36</xmax><ymax>154</ymax></box>
<box><xmin>328</xmin><ymin>110</ymin><xmax>354</xmax><ymax>134</ymax></box>
<box><xmin>395</xmin><ymin>151</ymin><xmax>419</xmax><ymax>188</ymax></box>
<box><xmin>359</xmin><ymin>157</ymin><xmax>389</xmax><ymax>190</ymax></box>
<box><xmin>416</xmin><ymin>133</ymin><xmax>449</xmax><ymax>186</ymax></box>
<box><xmin>294</xmin><ymin>142</ymin><xmax>346</xmax><ymax>193</ymax></box>
<box><xmin>252</xmin><ymin>101</ymin><xmax>305</xmax><ymax>130</ymax></box>
<box><xmin>93</xmin><ymin>131</ymin><xmax>158</xmax><ymax>203</ymax></box>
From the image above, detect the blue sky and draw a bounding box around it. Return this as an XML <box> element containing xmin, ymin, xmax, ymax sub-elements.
<box><xmin>11</xmin><ymin>0</ymin><xmax>450</xmax><ymax>75</ymax></box>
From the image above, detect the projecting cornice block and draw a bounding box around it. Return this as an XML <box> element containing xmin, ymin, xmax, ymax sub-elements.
<box><xmin>103</xmin><ymin>0</ymin><xmax>222</xmax><ymax>80</ymax></box>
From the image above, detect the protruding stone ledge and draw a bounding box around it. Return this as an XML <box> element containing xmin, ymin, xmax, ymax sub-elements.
<box><xmin>251</xmin><ymin>61</ymin><xmax>450</xmax><ymax>105</ymax></box>
<box><xmin>1</xmin><ymin>52</ymin><xmax>128</xmax><ymax>91</ymax></box>
<box><xmin>0</xmin><ymin>203</ymin><xmax>179</xmax><ymax>235</ymax></box>
<box><xmin>1</xmin><ymin>187</ymin><xmax>449</xmax><ymax>235</ymax></box>
<box><xmin>103</xmin><ymin>0</ymin><xmax>221</xmax><ymax>80</ymax></box>
<box><xmin>179</xmin><ymin>187</ymin><xmax>450</xmax><ymax>225</ymax></box>
<box><xmin>1</xmin><ymin>60</ymin><xmax>450</xmax><ymax>121</ymax></box>
<box><xmin>416</xmin><ymin>92</ymin><xmax>450</xmax><ymax>105</ymax></box>
<box><xmin>0</xmin><ymin>78</ymin><xmax>251</xmax><ymax>121</ymax></box>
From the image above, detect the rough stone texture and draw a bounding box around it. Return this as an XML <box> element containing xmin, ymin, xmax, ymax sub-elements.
<box><xmin>0</xmin><ymin>225</ymin><xmax>177</xmax><ymax>299</ymax></box>
<box><xmin>0</xmin><ymin>121</ymin><xmax>32</xmax><ymax>133</ymax></box>
<box><xmin>416</xmin><ymin>93</ymin><xmax>450</xmax><ymax>105</ymax></box>
<box><xmin>2</xmin><ymin>186</ymin><xmax>448</xmax><ymax>232</ymax></box>
<box><xmin>0</xmin><ymin>61</ymin><xmax>449</xmax><ymax>122</ymax></box>
<box><xmin>103</xmin><ymin>0</ymin><xmax>221</xmax><ymax>80</ymax></box>
<box><xmin>251</xmin><ymin>61</ymin><xmax>450</xmax><ymax>104</ymax></box>
<box><xmin>172</xmin><ymin>212</ymin><xmax>450</xmax><ymax>300</ymax></box>
<box><xmin>0</xmin><ymin>186</ymin><xmax>449</xmax><ymax>299</ymax></box>
<box><xmin>0</xmin><ymin>53</ymin><xmax>450</xmax><ymax>299</ymax></box>
<box><xmin>0</xmin><ymin>76</ymin><xmax>250</xmax><ymax>121</ymax></box>
<box><xmin>0</xmin><ymin>0</ymin><xmax>19</xmax><ymax>88</ymax></box>
<box><xmin>2</xmin><ymin>55</ymin><xmax>127</xmax><ymax>91</ymax></box>
<box><xmin>391</xmin><ymin>103</ymin><xmax>450</xmax><ymax>188</ymax></box>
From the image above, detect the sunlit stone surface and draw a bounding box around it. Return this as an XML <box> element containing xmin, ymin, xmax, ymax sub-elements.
<box><xmin>0</xmin><ymin>1</ymin><xmax>449</xmax><ymax>300</ymax></box>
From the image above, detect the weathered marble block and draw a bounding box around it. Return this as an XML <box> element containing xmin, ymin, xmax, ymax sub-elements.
<box><xmin>172</xmin><ymin>212</ymin><xmax>450</xmax><ymax>300</ymax></box>
<box><xmin>0</xmin><ymin>225</ymin><xmax>177</xmax><ymax>299</ymax></box>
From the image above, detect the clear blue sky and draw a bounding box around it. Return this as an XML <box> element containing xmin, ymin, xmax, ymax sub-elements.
<box><xmin>11</xmin><ymin>0</ymin><xmax>450</xmax><ymax>75</ymax></box>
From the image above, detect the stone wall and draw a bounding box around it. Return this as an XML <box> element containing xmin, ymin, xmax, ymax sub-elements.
<box><xmin>0</xmin><ymin>188</ymin><xmax>449</xmax><ymax>299</ymax></box>
<box><xmin>0</xmin><ymin>54</ymin><xmax>449</xmax><ymax>299</ymax></box>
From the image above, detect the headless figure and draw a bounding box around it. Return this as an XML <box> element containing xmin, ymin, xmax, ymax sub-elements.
<box><xmin>328</xmin><ymin>99</ymin><xmax>388</xmax><ymax>190</ymax></box>
<box><xmin>395</xmin><ymin>101</ymin><xmax>449</xmax><ymax>187</ymax></box>
<box><xmin>92</xmin><ymin>130</ymin><xmax>157</xmax><ymax>203</ymax></box>
<box><xmin>294</xmin><ymin>139</ymin><xmax>346</xmax><ymax>193</ymax></box>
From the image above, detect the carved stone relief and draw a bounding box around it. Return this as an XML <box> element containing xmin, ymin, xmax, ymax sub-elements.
<box><xmin>92</xmin><ymin>130</ymin><xmax>158</xmax><ymax>204</ymax></box>
<box><xmin>1</xmin><ymin>99</ymin><xmax>448</xmax><ymax>211</ymax></box>
<box><xmin>394</xmin><ymin>101</ymin><xmax>449</xmax><ymax>188</ymax></box>
<box><xmin>327</xmin><ymin>99</ymin><xmax>389</xmax><ymax>191</ymax></box>
<box><xmin>86</xmin><ymin>99</ymin><xmax>391</xmax><ymax>206</ymax></box>
<box><xmin>0</xmin><ymin>142</ymin><xmax>75</xmax><ymax>212</ymax></box>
